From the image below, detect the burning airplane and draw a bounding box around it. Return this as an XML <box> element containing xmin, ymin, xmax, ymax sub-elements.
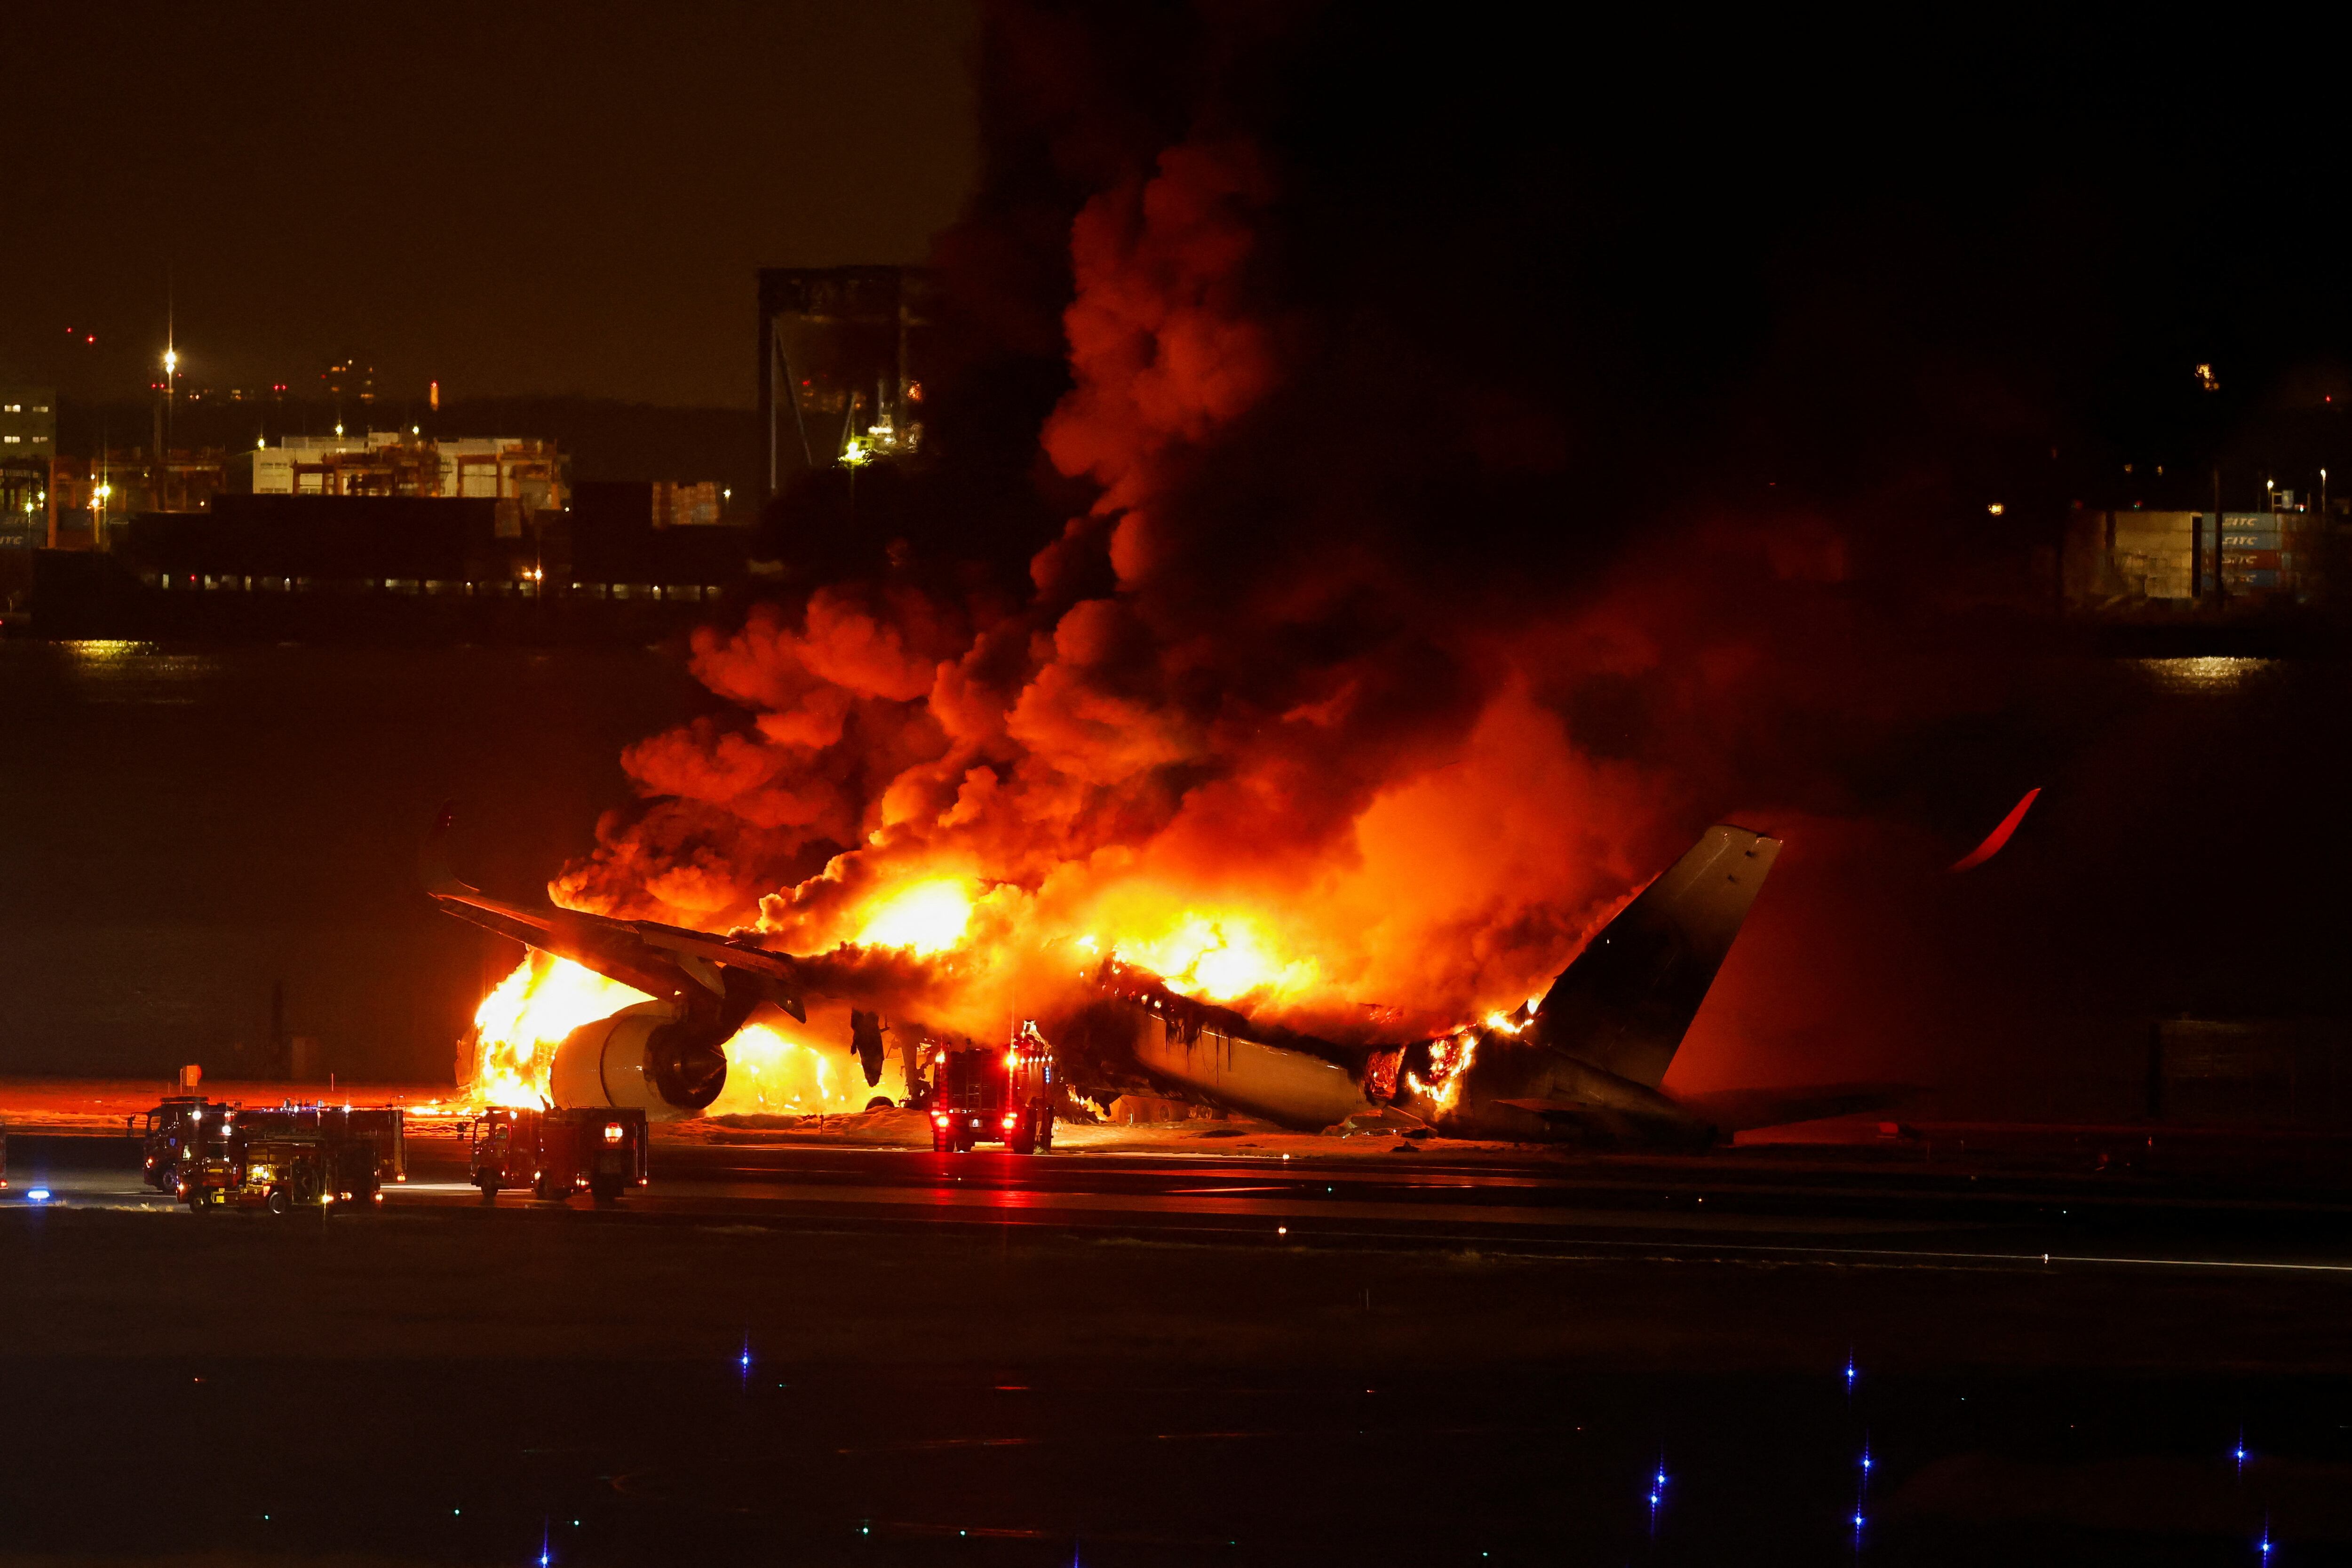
<box><xmin>1054</xmin><ymin>825</ymin><xmax>1791</xmax><ymax>1146</ymax></box>
<box><xmin>425</xmin><ymin>808</ymin><xmax>807</xmax><ymax>1120</ymax></box>
<box><xmin>430</xmin><ymin>811</ymin><xmax>1882</xmax><ymax>1144</ymax></box>
<box><xmin>419</xmin><ymin>83</ymin><xmax>1922</xmax><ymax>1146</ymax></box>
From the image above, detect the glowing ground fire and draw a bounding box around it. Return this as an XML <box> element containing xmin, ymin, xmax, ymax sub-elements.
<box><xmin>469</xmin><ymin>953</ymin><xmax>649</xmax><ymax>1108</ymax></box>
<box><xmin>466</xmin><ymin>952</ymin><xmax>907</xmax><ymax>1115</ymax></box>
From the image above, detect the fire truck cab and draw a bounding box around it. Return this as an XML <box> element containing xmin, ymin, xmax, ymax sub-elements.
<box><xmin>468</xmin><ymin>1107</ymin><xmax>648</xmax><ymax>1204</ymax></box>
<box><xmin>138</xmin><ymin>1096</ymin><xmax>214</xmax><ymax>1191</ymax></box>
<box><xmin>926</xmin><ymin>1026</ymin><xmax>1056</xmax><ymax>1154</ymax></box>
<box><xmin>180</xmin><ymin>1134</ymin><xmax>381</xmax><ymax>1213</ymax></box>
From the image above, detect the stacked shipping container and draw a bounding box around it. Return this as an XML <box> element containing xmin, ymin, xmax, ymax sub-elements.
<box><xmin>2067</xmin><ymin>504</ymin><xmax>2330</xmax><ymax>607</ymax></box>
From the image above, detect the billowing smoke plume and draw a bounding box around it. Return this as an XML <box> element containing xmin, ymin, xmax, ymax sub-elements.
<box><xmin>551</xmin><ymin>7</ymin><xmax>2051</xmax><ymax>1075</ymax></box>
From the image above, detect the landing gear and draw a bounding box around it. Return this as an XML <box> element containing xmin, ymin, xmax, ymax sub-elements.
<box><xmin>1010</xmin><ymin>1100</ymin><xmax>1055</xmax><ymax>1154</ymax></box>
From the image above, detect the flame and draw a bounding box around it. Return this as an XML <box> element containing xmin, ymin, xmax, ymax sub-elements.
<box><xmin>710</xmin><ymin>1021</ymin><xmax>828</xmax><ymax>1114</ymax></box>
<box><xmin>1112</xmin><ymin>911</ymin><xmax>1320</xmax><ymax>1004</ymax></box>
<box><xmin>467</xmin><ymin>952</ymin><xmax>651</xmax><ymax>1109</ymax></box>
<box><xmin>466</xmin><ymin>954</ymin><xmax>913</xmax><ymax>1117</ymax></box>
<box><xmin>1403</xmin><ymin>1028</ymin><xmax>1479</xmax><ymax>1111</ymax></box>
<box><xmin>855</xmin><ymin>878</ymin><xmax>975</xmax><ymax>954</ymax></box>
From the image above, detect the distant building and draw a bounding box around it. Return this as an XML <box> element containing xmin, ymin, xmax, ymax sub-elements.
<box><xmin>2063</xmin><ymin>497</ymin><xmax>2332</xmax><ymax>608</ymax></box>
<box><xmin>757</xmin><ymin>266</ymin><xmax>937</xmax><ymax>500</ymax></box>
<box><xmin>0</xmin><ymin>387</ymin><xmax>56</xmax><ymax>461</ymax></box>
<box><xmin>0</xmin><ymin>387</ymin><xmax>57</xmax><ymax>548</ymax></box>
<box><xmin>224</xmin><ymin>434</ymin><xmax>569</xmax><ymax>536</ymax></box>
<box><xmin>653</xmin><ymin>480</ymin><xmax>726</xmax><ymax>527</ymax></box>
<box><xmin>322</xmin><ymin>355</ymin><xmax>375</xmax><ymax>406</ymax></box>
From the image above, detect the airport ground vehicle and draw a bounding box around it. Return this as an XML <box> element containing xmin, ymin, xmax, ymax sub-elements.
<box><xmin>137</xmin><ymin>1095</ymin><xmax>213</xmax><ymax>1190</ymax></box>
<box><xmin>927</xmin><ymin>1027</ymin><xmax>1056</xmax><ymax>1154</ymax></box>
<box><xmin>143</xmin><ymin>1099</ymin><xmax>407</xmax><ymax>1191</ymax></box>
<box><xmin>467</xmin><ymin>1107</ymin><xmax>648</xmax><ymax>1203</ymax></box>
<box><xmin>180</xmin><ymin>1134</ymin><xmax>381</xmax><ymax>1213</ymax></box>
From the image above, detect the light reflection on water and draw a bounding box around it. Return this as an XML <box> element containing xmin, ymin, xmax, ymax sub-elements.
<box><xmin>2130</xmin><ymin>655</ymin><xmax>2279</xmax><ymax>695</ymax></box>
<box><xmin>54</xmin><ymin>640</ymin><xmax>222</xmax><ymax>703</ymax></box>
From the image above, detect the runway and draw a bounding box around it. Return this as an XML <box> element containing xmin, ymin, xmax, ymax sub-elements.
<box><xmin>12</xmin><ymin>1132</ymin><xmax>2352</xmax><ymax>1564</ymax></box>
<box><xmin>20</xmin><ymin>1131</ymin><xmax>2352</xmax><ymax>1276</ymax></box>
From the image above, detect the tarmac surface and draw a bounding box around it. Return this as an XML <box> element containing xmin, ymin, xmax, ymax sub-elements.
<box><xmin>17</xmin><ymin>1120</ymin><xmax>2352</xmax><ymax>1276</ymax></box>
<box><xmin>8</xmin><ymin>1123</ymin><xmax>2352</xmax><ymax>1566</ymax></box>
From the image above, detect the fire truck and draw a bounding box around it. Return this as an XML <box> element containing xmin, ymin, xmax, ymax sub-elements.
<box><xmin>466</xmin><ymin>1107</ymin><xmax>648</xmax><ymax>1204</ymax></box>
<box><xmin>137</xmin><ymin>1096</ymin><xmax>213</xmax><ymax>1191</ymax></box>
<box><xmin>180</xmin><ymin>1132</ymin><xmax>383</xmax><ymax>1213</ymax></box>
<box><xmin>142</xmin><ymin>1100</ymin><xmax>406</xmax><ymax>1193</ymax></box>
<box><xmin>926</xmin><ymin>1025</ymin><xmax>1057</xmax><ymax>1154</ymax></box>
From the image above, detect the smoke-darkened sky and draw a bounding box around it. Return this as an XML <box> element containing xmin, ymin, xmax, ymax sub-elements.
<box><xmin>0</xmin><ymin>1</ymin><xmax>977</xmax><ymax>409</ymax></box>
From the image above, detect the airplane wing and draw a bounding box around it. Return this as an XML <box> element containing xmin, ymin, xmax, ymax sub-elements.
<box><xmin>1673</xmin><ymin>1082</ymin><xmax>1920</xmax><ymax>1133</ymax></box>
<box><xmin>421</xmin><ymin>804</ymin><xmax>807</xmax><ymax>1022</ymax></box>
<box><xmin>1489</xmin><ymin>1098</ymin><xmax>1593</xmax><ymax>1119</ymax></box>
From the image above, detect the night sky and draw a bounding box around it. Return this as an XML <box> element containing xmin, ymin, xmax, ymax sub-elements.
<box><xmin>0</xmin><ymin>1</ymin><xmax>976</xmax><ymax>409</ymax></box>
<box><xmin>6</xmin><ymin>7</ymin><xmax>2350</xmax><ymax>482</ymax></box>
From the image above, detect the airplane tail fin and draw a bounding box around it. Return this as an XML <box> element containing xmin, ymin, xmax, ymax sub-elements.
<box><xmin>420</xmin><ymin>801</ymin><xmax>478</xmax><ymax>900</ymax></box>
<box><xmin>1533</xmin><ymin>824</ymin><xmax>1781</xmax><ymax>1089</ymax></box>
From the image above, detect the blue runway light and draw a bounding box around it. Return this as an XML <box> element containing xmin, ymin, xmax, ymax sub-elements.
<box><xmin>24</xmin><ymin>1189</ymin><xmax>49</xmax><ymax>1202</ymax></box>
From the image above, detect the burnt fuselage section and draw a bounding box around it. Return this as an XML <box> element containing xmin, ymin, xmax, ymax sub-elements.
<box><xmin>1051</xmin><ymin>826</ymin><xmax>1784</xmax><ymax>1147</ymax></box>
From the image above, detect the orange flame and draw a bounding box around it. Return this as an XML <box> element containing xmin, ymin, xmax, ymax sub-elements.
<box><xmin>854</xmin><ymin>877</ymin><xmax>975</xmax><ymax>954</ymax></box>
<box><xmin>707</xmin><ymin>1018</ymin><xmax>911</xmax><ymax>1116</ymax></box>
<box><xmin>464</xmin><ymin>951</ymin><xmax>911</xmax><ymax>1117</ymax></box>
<box><xmin>467</xmin><ymin>952</ymin><xmax>650</xmax><ymax>1109</ymax></box>
<box><xmin>1404</xmin><ymin>1029</ymin><xmax>1479</xmax><ymax>1110</ymax></box>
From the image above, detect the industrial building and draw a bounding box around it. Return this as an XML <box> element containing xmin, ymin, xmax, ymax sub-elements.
<box><xmin>757</xmin><ymin>266</ymin><xmax>938</xmax><ymax>500</ymax></box>
<box><xmin>0</xmin><ymin>387</ymin><xmax>57</xmax><ymax>550</ymax></box>
<box><xmin>224</xmin><ymin>434</ymin><xmax>568</xmax><ymax>535</ymax></box>
<box><xmin>2063</xmin><ymin>492</ymin><xmax>2338</xmax><ymax>609</ymax></box>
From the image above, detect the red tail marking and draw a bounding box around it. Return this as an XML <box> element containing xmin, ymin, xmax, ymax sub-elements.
<box><xmin>1950</xmin><ymin>788</ymin><xmax>2041</xmax><ymax>872</ymax></box>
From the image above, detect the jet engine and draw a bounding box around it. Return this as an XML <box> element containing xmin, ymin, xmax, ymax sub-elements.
<box><xmin>547</xmin><ymin>1001</ymin><xmax>729</xmax><ymax>1120</ymax></box>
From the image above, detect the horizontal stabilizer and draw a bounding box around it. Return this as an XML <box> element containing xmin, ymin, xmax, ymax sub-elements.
<box><xmin>1535</xmin><ymin>824</ymin><xmax>1781</xmax><ymax>1089</ymax></box>
<box><xmin>1676</xmin><ymin>1082</ymin><xmax>1920</xmax><ymax>1133</ymax></box>
<box><xmin>1490</xmin><ymin>1097</ymin><xmax>1597</xmax><ymax>1120</ymax></box>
